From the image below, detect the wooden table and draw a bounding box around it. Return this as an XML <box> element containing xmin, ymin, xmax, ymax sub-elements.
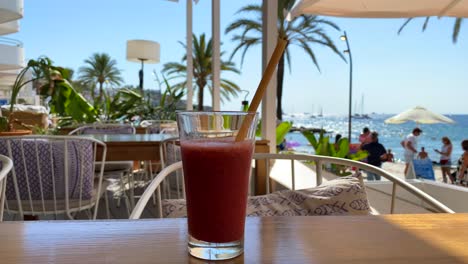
<box><xmin>1</xmin><ymin>214</ymin><xmax>467</xmax><ymax>263</ymax></box>
<box><xmin>89</xmin><ymin>134</ymin><xmax>174</xmax><ymax>161</ymax></box>
<box><xmin>88</xmin><ymin>134</ymin><xmax>270</xmax><ymax>195</ymax></box>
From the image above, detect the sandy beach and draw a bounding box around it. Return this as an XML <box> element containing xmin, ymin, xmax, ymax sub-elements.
<box><xmin>381</xmin><ymin>161</ymin><xmax>446</xmax><ymax>182</ymax></box>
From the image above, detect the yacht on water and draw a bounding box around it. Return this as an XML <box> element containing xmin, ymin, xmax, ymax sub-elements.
<box><xmin>317</xmin><ymin>106</ymin><xmax>323</xmax><ymax>117</ymax></box>
<box><xmin>352</xmin><ymin>94</ymin><xmax>371</xmax><ymax>119</ymax></box>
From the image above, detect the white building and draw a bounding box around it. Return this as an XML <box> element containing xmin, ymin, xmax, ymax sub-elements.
<box><xmin>0</xmin><ymin>0</ymin><xmax>35</xmax><ymax>105</ymax></box>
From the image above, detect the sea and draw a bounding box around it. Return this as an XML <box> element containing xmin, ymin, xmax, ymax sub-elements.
<box><xmin>283</xmin><ymin>113</ymin><xmax>468</xmax><ymax>164</ymax></box>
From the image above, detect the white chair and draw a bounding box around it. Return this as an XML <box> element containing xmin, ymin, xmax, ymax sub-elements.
<box><xmin>141</xmin><ymin>120</ymin><xmax>178</xmax><ymax>135</ymax></box>
<box><xmin>144</xmin><ymin>125</ymin><xmax>179</xmax><ymax>208</ymax></box>
<box><xmin>0</xmin><ymin>136</ymin><xmax>108</xmax><ymax>220</ymax></box>
<box><xmin>69</xmin><ymin>124</ymin><xmax>135</xmax><ymax>216</ymax></box>
<box><xmin>0</xmin><ymin>155</ymin><xmax>13</xmax><ymax>221</ymax></box>
<box><xmin>69</xmin><ymin>124</ymin><xmax>136</xmax><ymax>173</ymax></box>
<box><xmin>130</xmin><ymin>153</ymin><xmax>454</xmax><ymax>220</ymax></box>
<box><xmin>69</xmin><ymin>124</ymin><xmax>136</xmax><ymax>135</ymax></box>
<box><xmin>130</xmin><ymin>162</ymin><xmax>182</xmax><ymax>219</ymax></box>
<box><xmin>158</xmin><ymin>137</ymin><xmax>183</xmax><ymax>200</ymax></box>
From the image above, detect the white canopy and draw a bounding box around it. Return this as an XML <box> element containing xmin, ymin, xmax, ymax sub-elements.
<box><xmin>384</xmin><ymin>106</ymin><xmax>455</xmax><ymax>125</ymax></box>
<box><xmin>291</xmin><ymin>0</ymin><xmax>468</xmax><ymax>18</ymax></box>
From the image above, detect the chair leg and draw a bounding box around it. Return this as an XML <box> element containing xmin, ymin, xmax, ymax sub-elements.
<box><xmin>85</xmin><ymin>209</ymin><xmax>92</xmax><ymax>220</ymax></box>
<box><xmin>104</xmin><ymin>193</ymin><xmax>110</xmax><ymax>219</ymax></box>
<box><xmin>119</xmin><ymin>171</ymin><xmax>134</xmax><ymax>210</ymax></box>
<box><xmin>148</xmin><ymin>161</ymin><xmax>158</xmax><ymax>206</ymax></box>
<box><xmin>66</xmin><ymin>211</ymin><xmax>74</xmax><ymax>220</ymax></box>
<box><xmin>157</xmin><ymin>187</ymin><xmax>163</xmax><ymax>218</ymax></box>
<box><xmin>124</xmin><ymin>195</ymin><xmax>131</xmax><ymax>217</ymax></box>
<box><xmin>128</xmin><ymin>171</ymin><xmax>136</xmax><ymax>210</ymax></box>
<box><xmin>162</xmin><ymin>179</ymin><xmax>170</xmax><ymax>199</ymax></box>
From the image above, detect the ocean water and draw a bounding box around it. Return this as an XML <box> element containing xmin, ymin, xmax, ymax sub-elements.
<box><xmin>283</xmin><ymin>113</ymin><xmax>468</xmax><ymax>164</ymax></box>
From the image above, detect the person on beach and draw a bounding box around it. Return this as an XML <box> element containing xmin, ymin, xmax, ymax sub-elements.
<box><xmin>386</xmin><ymin>149</ymin><xmax>395</xmax><ymax>162</ymax></box>
<box><xmin>401</xmin><ymin>128</ymin><xmax>423</xmax><ymax>176</ymax></box>
<box><xmin>417</xmin><ymin>147</ymin><xmax>428</xmax><ymax>160</ymax></box>
<box><xmin>455</xmin><ymin>140</ymin><xmax>468</xmax><ymax>186</ymax></box>
<box><xmin>359</xmin><ymin>127</ymin><xmax>372</xmax><ymax>146</ymax></box>
<box><xmin>361</xmin><ymin>132</ymin><xmax>387</xmax><ymax>181</ymax></box>
<box><xmin>334</xmin><ymin>134</ymin><xmax>342</xmax><ymax>151</ymax></box>
<box><xmin>435</xmin><ymin>137</ymin><xmax>453</xmax><ymax>183</ymax></box>
<box><xmin>277</xmin><ymin>138</ymin><xmax>286</xmax><ymax>151</ymax></box>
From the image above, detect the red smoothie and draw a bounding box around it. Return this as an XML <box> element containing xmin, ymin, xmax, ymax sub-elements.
<box><xmin>180</xmin><ymin>138</ymin><xmax>254</xmax><ymax>243</ymax></box>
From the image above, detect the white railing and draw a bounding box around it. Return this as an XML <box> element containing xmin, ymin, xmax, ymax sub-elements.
<box><xmin>253</xmin><ymin>153</ymin><xmax>454</xmax><ymax>214</ymax></box>
<box><xmin>0</xmin><ymin>37</ymin><xmax>22</xmax><ymax>47</ymax></box>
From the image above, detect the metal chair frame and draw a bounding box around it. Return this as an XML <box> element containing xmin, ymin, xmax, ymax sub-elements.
<box><xmin>130</xmin><ymin>153</ymin><xmax>454</xmax><ymax>220</ymax></box>
<box><xmin>69</xmin><ymin>124</ymin><xmax>135</xmax><ymax>216</ymax></box>
<box><xmin>0</xmin><ymin>155</ymin><xmax>13</xmax><ymax>221</ymax></box>
<box><xmin>1</xmin><ymin>135</ymin><xmax>108</xmax><ymax>220</ymax></box>
<box><xmin>68</xmin><ymin>124</ymin><xmax>136</xmax><ymax>135</ymax></box>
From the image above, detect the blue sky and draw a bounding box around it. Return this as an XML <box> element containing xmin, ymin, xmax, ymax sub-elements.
<box><xmin>12</xmin><ymin>0</ymin><xmax>468</xmax><ymax>115</ymax></box>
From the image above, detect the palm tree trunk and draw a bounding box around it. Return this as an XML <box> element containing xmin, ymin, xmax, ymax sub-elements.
<box><xmin>98</xmin><ymin>82</ymin><xmax>104</xmax><ymax>103</ymax></box>
<box><xmin>276</xmin><ymin>53</ymin><xmax>285</xmax><ymax>121</ymax></box>
<box><xmin>197</xmin><ymin>80</ymin><xmax>206</xmax><ymax>111</ymax></box>
<box><xmin>90</xmin><ymin>85</ymin><xmax>96</xmax><ymax>103</ymax></box>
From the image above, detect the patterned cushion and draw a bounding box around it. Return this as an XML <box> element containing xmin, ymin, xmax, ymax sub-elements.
<box><xmin>0</xmin><ymin>138</ymin><xmax>94</xmax><ymax>200</ymax></box>
<box><xmin>161</xmin><ymin>175</ymin><xmax>371</xmax><ymax>218</ymax></box>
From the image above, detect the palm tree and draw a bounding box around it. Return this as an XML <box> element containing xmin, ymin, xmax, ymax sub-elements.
<box><xmin>225</xmin><ymin>0</ymin><xmax>344</xmax><ymax>120</ymax></box>
<box><xmin>399</xmin><ymin>17</ymin><xmax>464</xmax><ymax>43</ymax></box>
<box><xmin>163</xmin><ymin>33</ymin><xmax>241</xmax><ymax>110</ymax></box>
<box><xmin>78</xmin><ymin>53</ymin><xmax>123</xmax><ymax>104</ymax></box>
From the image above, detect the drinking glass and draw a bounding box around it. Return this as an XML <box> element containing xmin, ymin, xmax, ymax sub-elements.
<box><xmin>176</xmin><ymin>111</ymin><xmax>259</xmax><ymax>260</ymax></box>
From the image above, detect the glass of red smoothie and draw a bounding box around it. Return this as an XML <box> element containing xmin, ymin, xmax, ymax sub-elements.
<box><xmin>177</xmin><ymin>111</ymin><xmax>258</xmax><ymax>260</ymax></box>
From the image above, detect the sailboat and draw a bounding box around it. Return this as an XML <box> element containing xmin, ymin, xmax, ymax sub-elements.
<box><xmin>308</xmin><ymin>104</ymin><xmax>316</xmax><ymax>118</ymax></box>
<box><xmin>353</xmin><ymin>101</ymin><xmax>361</xmax><ymax>118</ymax></box>
<box><xmin>317</xmin><ymin>106</ymin><xmax>323</xmax><ymax>117</ymax></box>
<box><xmin>352</xmin><ymin>94</ymin><xmax>371</xmax><ymax>119</ymax></box>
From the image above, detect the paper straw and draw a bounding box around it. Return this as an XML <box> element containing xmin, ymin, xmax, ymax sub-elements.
<box><xmin>236</xmin><ymin>37</ymin><xmax>288</xmax><ymax>142</ymax></box>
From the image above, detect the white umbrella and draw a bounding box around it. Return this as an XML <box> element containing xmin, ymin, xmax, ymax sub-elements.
<box><xmin>290</xmin><ymin>0</ymin><xmax>468</xmax><ymax>18</ymax></box>
<box><xmin>384</xmin><ymin>106</ymin><xmax>455</xmax><ymax>124</ymax></box>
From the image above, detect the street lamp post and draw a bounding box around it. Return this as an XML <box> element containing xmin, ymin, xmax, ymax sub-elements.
<box><xmin>340</xmin><ymin>31</ymin><xmax>353</xmax><ymax>142</ymax></box>
<box><xmin>126</xmin><ymin>39</ymin><xmax>160</xmax><ymax>92</ymax></box>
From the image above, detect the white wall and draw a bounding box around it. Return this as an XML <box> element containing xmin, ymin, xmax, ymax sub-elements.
<box><xmin>365</xmin><ymin>180</ymin><xmax>468</xmax><ymax>213</ymax></box>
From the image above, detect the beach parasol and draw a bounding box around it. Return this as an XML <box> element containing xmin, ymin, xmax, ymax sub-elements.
<box><xmin>384</xmin><ymin>106</ymin><xmax>455</xmax><ymax>125</ymax></box>
<box><xmin>290</xmin><ymin>0</ymin><xmax>468</xmax><ymax>18</ymax></box>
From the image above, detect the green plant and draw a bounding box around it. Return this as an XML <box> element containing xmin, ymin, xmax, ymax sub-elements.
<box><xmin>40</xmin><ymin>67</ymin><xmax>98</xmax><ymax>124</ymax></box>
<box><xmin>103</xmin><ymin>88</ymin><xmax>143</xmax><ymax>121</ymax></box>
<box><xmin>275</xmin><ymin>121</ymin><xmax>293</xmax><ymax>146</ymax></box>
<box><xmin>0</xmin><ymin>58</ymin><xmax>48</xmax><ymax>131</ymax></box>
<box><xmin>94</xmin><ymin>74</ymin><xmax>184</xmax><ymax>123</ymax></box>
<box><xmin>302</xmin><ymin>130</ymin><xmax>368</xmax><ymax>176</ymax></box>
<box><xmin>255</xmin><ymin>120</ymin><xmax>293</xmax><ymax>151</ymax></box>
<box><xmin>1</xmin><ymin>57</ymin><xmax>97</xmax><ymax>132</ymax></box>
<box><xmin>0</xmin><ymin>57</ymin><xmax>100</xmax><ymax>132</ymax></box>
<box><xmin>154</xmin><ymin>79</ymin><xmax>184</xmax><ymax>120</ymax></box>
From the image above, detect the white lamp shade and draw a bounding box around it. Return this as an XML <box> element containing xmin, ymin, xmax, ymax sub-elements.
<box><xmin>126</xmin><ymin>40</ymin><xmax>160</xmax><ymax>64</ymax></box>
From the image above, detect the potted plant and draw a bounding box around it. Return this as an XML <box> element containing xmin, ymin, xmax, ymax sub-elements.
<box><xmin>0</xmin><ymin>57</ymin><xmax>98</xmax><ymax>135</ymax></box>
<box><xmin>0</xmin><ymin>57</ymin><xmax>53</xmax><ymax>135</ymax></box>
